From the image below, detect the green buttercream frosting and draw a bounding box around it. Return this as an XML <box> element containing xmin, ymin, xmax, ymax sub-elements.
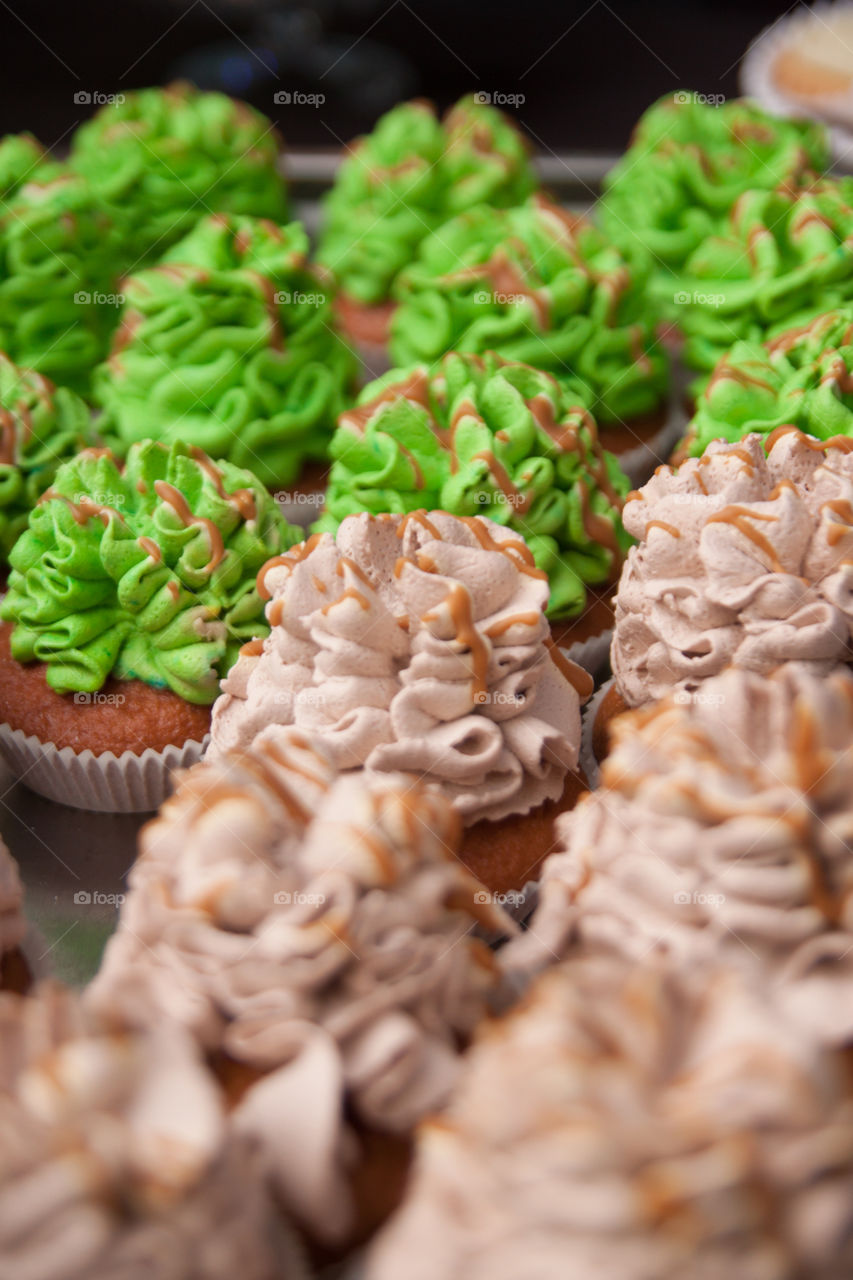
<box><xmin>316</xmin><ymin>351</ymin><xmax>632</xmax><ymax>618</ymax></box>
<box><xmin>93</xmin><ymin>214</ymin><xmax>357</xmax><ymax>488</ymax></box>
<box><xmin>317</xmin><ymin>95</ymin><xmax>536</xmax><ymax>306</ymax></box>
<box><xmin>388</xmin><ymin>195</ymin><xmax>668</xmax><ymax>423</ymax></box>
<box><xmin>600</xmin><ymin>93</ymin><xmax>829</xmax><ymax>282</ymax></box>
<box><xmin>69</xmin><ymin>82</ymin><xmax>288</xmax><ymax>266</ymax></box>
<box><xmin>673</xmin><ymin>178</ymin><xmax>853</xmax><ymax>384</ymax></box>
<box><xmin>0</xmin><ymin>440</ymin><xmax>298</xmax><ymax>702</ymax></box>
<box><xmin>681</xmin><ymin>306</ymin><xmax>853</xmax><ymax>456</ymax></box>
<box><xmin>0</xmin><ymin>171</ymin><xmax>125</xmax><ymax>395</ymax></box>
<box><xmin>0</xmin><ymin>133</ymin><xmax>51</xmax><ymax>214</ymax></box>
<box><xmin>0</xmin><ymin>354</ymin><xmax>96</xmax><ymax>565</ymax></box>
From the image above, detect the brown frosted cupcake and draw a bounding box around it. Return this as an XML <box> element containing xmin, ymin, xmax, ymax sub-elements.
<box><xmin>368</xmin><ymin>952</ymin><xmax>853</xmax><ymax>1280</ymax></box>
<box><xmin>0</xmin><ymin>981</ymin><xmax>294</xmax><ymax>1279</ymax></box>
<box><xmin>520</xmin><ymin>662</ymin><xmax>853</xmax><ymax>1049</ymax></box>
<box><xmin>87</xmin><ymin>726</ymin><xmax>516</xmax><ymax>1253</ymax></box>
<box><xmin>592</xmin><ymin>428</ymin><xmax>853</xmax><ymax>764</ymax></box>
<box><xmin>0</xmin><ymin>440</ymin><xmax>297</xmax><ymax>811</ymax></box>
<box><xmin>209</xmin><ymin>510</ymin><xmax>592</xmax><ymax>893</ymax></box>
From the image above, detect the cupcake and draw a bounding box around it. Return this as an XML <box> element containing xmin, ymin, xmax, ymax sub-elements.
<box><xmin>69</xmin><ymin>81</ymin><xmax>288</xmax><ymax>267</ymax></box>
<box><xmin>318</xmin><ymin>95</ymin><xmax>536</xmax><ymax>351</ymax></box>
<box><xmin>0</xmin><ymin>439</ymin><xmax>297</xmax><ymax>811</ymax></box>
<box><xmin>317</xmin><ymin>352</ymin><xmax>632</xmax><ymax>663</ymax></box>
<box><xmin>0</xmin><ymin>354</ymin><xmax>96</xmax><ymax>571</ymax></box>
<box><xmin>0</xmin><ymin>835</ymin><xmax>30</xmax><ymax>995</ymax></box>
<box><xmin>0</xmin><ymin>169</ymin><xmax>125</xmax><ymax>395</ymax></box>
<box><xmin>388</xmin><ymin>194</ymin><xmax>671</xmax><ymax>467</ymax></box>
<box><xmin>368</xmin><ymin>953</ymin><xmax>853</xmax><ymax>1280</ymax></box>
<box><xmin>605</xmin><ymin>429</ymin><xmax>853</xmax><ymax>735</ymax></box>
<box><xmin>209</xmin><ymin>510</ymin><xmax>591</xmax><ymax>892</ymax></box>
<box><xmin>88</xmin><ymin>725</ymin><xmax>515</xmax><ymax>1250</ymax></box>
<box><xmin>519</xmin><ymin>663</ymin><xmax>853</xmax><ymax>1051</ymax></box>
<box><xmin>678</xmin><ymin>305</ymin><xmax>853</xmax><ymax>459</ymax></box>
<box><xmin>94</xmin><ymin>213</ymin><xmax>357</xmax><ymax>491</ymax></box>
<box><xmin>600</xmin><ymin>92</ymin><xmax>828</xmax><ymax>287</ymax></box>
<box><xmin>672</xmin><ymin>177</ymin><xmax>853</xmax><ymax>387</ymax></box>
<box><xmin>0</xmin><ymin>981</ymin><xmax>291</xmax><ymax>1279</ymax></box>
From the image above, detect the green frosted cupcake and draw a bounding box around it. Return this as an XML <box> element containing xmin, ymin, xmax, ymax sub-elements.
<box><xmin>94</xmin><ymin>214</ymin><xmax>357</xmax><ymax>488</ymax></box>
<box><xmin>316</xmin><ymin>351</ymin><xmax>632</xmax><ymax>620</ymax></box>
<box><xmin>0</xmin><ymin>439</ymin><xmax>298</xmax><ymax>810</ymax></box>
<box><xmin>70</xmin><ymin>82</ymin><xmax>288</xmax><ymax>267</ymax></box>
<box><xmin>673</xmin><ymin>178</ymin><xmax>853</xmax><ymax>387</ymax></box>
<box><xmin>1</xmin><ymin>439</ymin><xmax>297</xmax><ymax>702</ymax></box>
<box><xmin>317</xmin><ymin>95</ymin><xmax>536</xmax><ymax>342</ymax></box>
<box><xmin>389</xmin><ymin>195</ymin><xmax>669</xmax><ymax>429</ymax></box>
<box><xmin>0</xmin><ymin>354</ymin><xmax>96</xmax><ymax>566</ymax></box>
<box><xmin>679</xmin><ymin>306</ymin><xmax>853</xmax><ymax>458</ymax></box>
<box><xmin>600</xmin><ymin>93</ymin><xmax>829</xmax><ymax>288</ymax></box>
<box><xmin>0</xmin><ymin>170</ymin><xmax>125</xmax><ymax>395</ymax></box>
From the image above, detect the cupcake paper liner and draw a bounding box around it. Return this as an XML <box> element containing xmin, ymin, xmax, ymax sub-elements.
<box><xmin>579</xmin><ymin>676</ymin><xmax>616</xmax><ymax>790</ymax></box>
<box><xmin>0</xmin><ymin>722</ymin><xmax>208</xmax><ymax>813</ymax></box>
<box><xmin>559</xmin><ymin>625</ymin><xmax>613</xmax><ymax>680</ymax></box>
<box><xmin>608</xmin><ymin>402</ymin><xmax>687</xmax><ymax>487</ymax></box>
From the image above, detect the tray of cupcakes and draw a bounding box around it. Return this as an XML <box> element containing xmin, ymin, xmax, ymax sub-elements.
<box><xmin>1</xmin><ymin>78</ymin><xmax>853</xmax><ymax>1278</ymax></box>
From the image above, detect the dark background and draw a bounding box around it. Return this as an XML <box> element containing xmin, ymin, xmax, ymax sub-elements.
<box><xmin>0</xmin><ymin>1</ymin><xmax>800</xmax><ymax>154</ymax></box>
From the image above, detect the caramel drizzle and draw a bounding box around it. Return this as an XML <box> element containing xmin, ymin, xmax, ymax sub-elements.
<box><xmin>821</xmin><ymin>498</ymin><xmax>853</xmax><ymax>549</ymax></box>
<box><xmin>321</xmin><ymin>587</ymin><xmax>370</xmax><ymax>615</ymax></box>
<box><xmin>545</xmin><ymin>636</ymin><xmax>594</xmax><ymax>699</ymax></box>
<box><xmin>229</xmin><ymin>746</ymin><xmax>312</xmax><ymax>825</ymax></box>
<box><xmin>705</xmin><ymin>505</ymin><xmax>782</xmax><ymax>571</ymax></box>
<box><xmin>395</xmin><ymin>510</ymin><xmax>443</xmax><ymax>541</ymax></box>
<box><xmin>578</xmin><ymin>479</ymin><xmax>620</xmax><ymax>562</ymax></box>
<box><xmin>484</xmin><ymin>611</ymin><xmax>542</xmax><ymax>638</ymax></box>
<box><xmin>703</xmin><ymin>352</ymin><xmax>776</xmax><ymax>400</ymax></box>
<box><xmin>447</xmin><ymin>245</ymin><xmax>550</xmax><ymax>328</ymax></box>
<box><xmin>239</xmin><ymin>637</ymin><xmax>265</xmax><ymax>657</ymax></box>
<box><xmin>424</xmin><ymin>582</ymin><xmax>489</xmax><ymax>704</ymax></box>
<box><xmin>154</xmin><ymin>480</ymin><xmax>225</xmax><ymax>574</ymax></box>
<box><xmin>472</xmin><ymin>449</ymin><xmax>532</xmax><ymax>514</ymax></box>
<box><xmin>340</xmin><ymin>369</ymin><xmax>432</xmax><ymax>436</ymax></box>
<box><xmin>188</xmin><ymin>447</ymin><xmax>257</xmax><ymax>520</ymax></box>
<box><xmin>257</xmin><ymin>533</ymin><xmax>325</xmax><ymax>599</ymax></box>
<box><xmin>764</xmin><ymin>425</ymin><xmax>853</xmax><ymax>454</ymax></box>
<box><xmin>645</xmin><ymin>520</ymin><xmax>681</xmax><ymax>539</ymax></box>
<box><xmin>819</xmin><ymin>356</ymin><xmax>853</xmax><ymax>394</ymax></box>
<box><xmin>138</xmin><ymin>536</ymin><xmax>162</xmax><ymax>562</ymax></box>
<box><xmin>458</xmin><ymin>514</ymin><xmax>546</xmax><ymax>579</ymax></box>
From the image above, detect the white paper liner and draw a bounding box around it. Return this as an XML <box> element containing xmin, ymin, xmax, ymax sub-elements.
<box><xmin>0</xmin><ymin>722</ymin><xmax>208</xmax><ymax>813</ymax></box>
<box><xmin>741</xmin><ymin>6</ymin><xmax>853</xmax><ymax>169</ymax></box>
<box><xmin>579</xmin><ymin>677</ymin><xmax>616</xmax><ymax>790</ymax></box>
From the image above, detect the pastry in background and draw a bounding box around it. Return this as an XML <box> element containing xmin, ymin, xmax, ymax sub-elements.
<box><xmin>69</xmin><ymin>81</ymin><xmax>288</xmax><ymax>267</ymax></box>
<box><xmin>210</xmin><ymin>510</ymin><xmax>591</xmax><ymax>892</ymax></box>
<box><xmin>0</xmin><ymin>354</ymin><xmax>96</xmax><ymax>570</ymax></box>
<box><xmin>519</xmin><ymin>662</ymin><xmax>853</xmax><ymax>1049</ymax></box>
<box><xmin>600</xmin><ymin>91</ymin><xmax>828</xmax><ymax>290</ymax></box>
<box><xmin>677</xmin><ymin>305</ymin><xmax>853</xmax><ymax>460</ymax></box>
<box><xmin>368</xmin><ymin>952</ymin><xmax>853</xmax><ymax>1280</ymax></box>
<box><xmin>672</xmin><ymin>178</ymin><xmax>853</xmax><ymax>388</ymax></box>
<box><xmin>317</xmin><ymin>352</ymin><xmax>632</xmax><ymax>658</ymax></box>
<box><xmin>0</xmin><ymin>440</ymin><xmax>297</xmax><ymax>811</ymax></box>
<box><xmin>318</xmin><ymin>95</ymin><xmax>536</xmax><ymax>351</ymax></box>
<box><xmin>94</xmin><ymin>214</ymin><xmax>357</xmax><ymax>490</ymax></box>
<box><xmin>390</xmin><ymin>195</ymin><xmax>670</xmax><ymax>459</ymax></box>
<box><xmin>0</xmin><ymin>981</ymin><xmax>293</xmax><ymax>1280</ymax></box>
<box><xmin>88</xmin><ymin>727</ymin><xmax>515</xmax><ymax>1252</ymax></box>
<box><xmin>771</xmin><ymin>5</ymin><xmax>853</xmax><ymax>129</ymax></box>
